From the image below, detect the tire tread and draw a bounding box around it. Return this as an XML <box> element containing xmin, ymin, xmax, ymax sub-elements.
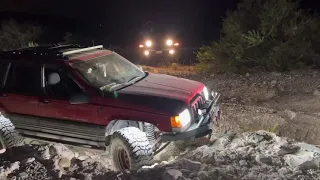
<box><xmin>0</xmin><ymin>115</ymin><xmax>23</xmax><ymax>149</ymax></box>
<box><xmin>111</xmin><ymin>127</ymin><xmax>153</xmax><ymax>170</ymax></box>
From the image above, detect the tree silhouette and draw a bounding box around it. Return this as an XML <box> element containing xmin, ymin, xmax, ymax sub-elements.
<box><xmin>196</xmin><ymin>0</ymin><xmax>320</xmax><ymax>73</ymax></box>
<box><xmin>0</xmin><ymin>19</ymin><xmax>42</xmax><ymax>50</ymax></box>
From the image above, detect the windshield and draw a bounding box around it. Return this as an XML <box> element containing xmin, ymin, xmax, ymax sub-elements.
<box><xmin>72</xmin><ymin>52</ymin><xmax>145</xmax><ymax>91</ymax></box>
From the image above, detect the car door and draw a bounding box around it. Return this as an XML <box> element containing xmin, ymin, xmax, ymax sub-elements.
<box><xmin>37</xmin><ymin>64</ymin><xmax>101</xmax><ymax>141</ymax></box>
<box><xmin>0</xmin><ymin>62</ymin><xmax>42</xmax><ymax>116</ymax></box>
<box><xmin>38</xmin><ymin>64</ymin><xmax>99</xmax><ymax>124</ymax></box>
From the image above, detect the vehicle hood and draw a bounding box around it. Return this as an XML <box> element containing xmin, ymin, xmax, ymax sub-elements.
<box><xmin>97</xmin><ymin>73</ymin><xmax>205</xmax><ymax>115</ymax></box>
<box><xmin>118</xmin><ymin>73</ymin><xmax>204</xmax><ymax>103</ymax></box>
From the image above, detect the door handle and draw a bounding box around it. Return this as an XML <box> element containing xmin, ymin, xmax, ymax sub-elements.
<box><xmin>40</xmin><ymin>99</ymin><xmax>50</xmax><ymax>104</ymax></box>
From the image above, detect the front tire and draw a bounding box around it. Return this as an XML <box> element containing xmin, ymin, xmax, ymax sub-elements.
<box><xmin>110</xmin><ymin>127</ymin><xmax>153</xmax><ymax>171</ymax></box>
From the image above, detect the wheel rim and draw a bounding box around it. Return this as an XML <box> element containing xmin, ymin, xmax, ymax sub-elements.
<box><xmin>115</xmin><ymin>147</ymin><xmax>131</xmax><ymax>171</ymax></box>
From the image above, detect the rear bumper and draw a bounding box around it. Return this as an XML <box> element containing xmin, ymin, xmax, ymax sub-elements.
<box><xmin>161</xmin><ymin>95</ymin><xmax>221</xmax><ymax>142</ymax></box>
<box><xmin>140</xmin><ymin>51</ymin><xmax>176</xmax><ymax>58</ymax></box>
<box><xmin>139</xmin><ymin>48</ymin><xmax>179</xmax><ymax>56</ymax></box>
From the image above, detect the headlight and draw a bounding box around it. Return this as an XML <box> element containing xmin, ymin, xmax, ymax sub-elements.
<box><xmin>146</xmin><ymin>40</ymin><xmax>152</xmax><ymax>47</ymax></box>
<box><xmin>144</xmin><ymin>50</ymin><xmax>149</xmax><ymax>56</ymax></box>
<box><xmin>170</xmin><ymin>109</ymin><xmax>191</xmax><ymax>128</ymax></box>
<box><xmin>169</xmin><ymin>49</ymin><xmax>175</xmax><ymax>54</ymax></box>
<box><xmin>166</xmin><ymin>39</ymin><xmax>173</xmax><ymax>46</ymax></box>
<box><xmin>203</xmin><ymin>86</ymin><xmax>209</xmax><ymax>100</ymax></box>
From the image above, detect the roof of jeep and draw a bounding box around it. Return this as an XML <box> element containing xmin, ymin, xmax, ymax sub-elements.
<box><xmin>0</xmin><ymin>44</ymin><xmax>112</xmax><ymax>64</ymax></box>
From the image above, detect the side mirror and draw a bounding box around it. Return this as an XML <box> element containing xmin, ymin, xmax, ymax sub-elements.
<box><xmin>69</xmin><ymin>92</ymin><xmax>90</xmax><ymax>104</ymax></box>
<box><xmin>48</xmin><ymin>72</ymin><xmax>61</xmax><ymax>85</ymax></box>
<box><xmin>137</xmin><ymin>65</ymin><xmax>143</xmax><ymax>71</ymax></box>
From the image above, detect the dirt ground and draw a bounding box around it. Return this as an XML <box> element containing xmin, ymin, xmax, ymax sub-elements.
<box><xmin>3</xmin><ymin>131</ymin><xmax>320</xmax><ymax>180</ymax></box>
<box><xmin>167</xmin><ymin>68</ymin><xmax>320</xmax><ymax>145</ymax></box>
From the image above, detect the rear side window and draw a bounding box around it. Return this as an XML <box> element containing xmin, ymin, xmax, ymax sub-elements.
<box><xmin>4</xmin><ymin>63</ymin><xmax>41</xmax><ymax>96</ymax></box>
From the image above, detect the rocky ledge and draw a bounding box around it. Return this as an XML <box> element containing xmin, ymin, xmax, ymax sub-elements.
<box><xmin>1</xmin><ymin>131</ymin><xmax>320</xmax><ymax>180</ymax></box>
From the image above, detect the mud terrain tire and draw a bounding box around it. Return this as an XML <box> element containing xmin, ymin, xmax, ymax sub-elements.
<box><xmin>0</xmin><ymin>115</ymin><xmax>23</xmax><ymax>150</ymax></box>
<box><xmin>110</xmin><ymin>127</ymin><xmax>153</xmax><ymax>171</ymax></box>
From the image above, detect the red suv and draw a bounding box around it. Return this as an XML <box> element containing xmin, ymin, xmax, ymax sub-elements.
<box><xmin>0</xmin><ymin>45</ymin><xmax>221</xmax><ymax>171</ymax></box>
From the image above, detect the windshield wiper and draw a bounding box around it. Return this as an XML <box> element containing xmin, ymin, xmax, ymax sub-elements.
<box><xmin>100</xmin><ymin>74</ymin><xmax>147</xmax><ymax>92</ymax></box>
<box><xmin>100</xmin><ymin>82</ymin><xmax>128</xmax><ymax>92</ymax></box>
<box><xmin>127</xmin><ymin>76</ymin><xmax>142</xmax><ymax>83</ymax></box>
<box><xmin>127</xmin><ymin>73</ymin><xmax>147</xmax><ymax>83</ymax></box>
<box><xmin>100</xmin><ymin>83</ymin><xmax>117</xmax><ymax>91</ymax></box>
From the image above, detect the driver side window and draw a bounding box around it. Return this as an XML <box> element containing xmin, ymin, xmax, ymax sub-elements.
<box><xmin>44</xmin><ymin>67</ymin><xmax>83</xmax><ymax>100</ymax></box>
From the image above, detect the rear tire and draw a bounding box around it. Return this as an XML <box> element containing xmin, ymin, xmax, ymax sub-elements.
<box><xmin>0</xmin><ymin>114</ymin><xmax>23</xmax><ymax>151</ymax></box>
<box><xmin>110</xmin><ymin>127</ymin><xmax>153</xmax><ymax>171</ymax></box>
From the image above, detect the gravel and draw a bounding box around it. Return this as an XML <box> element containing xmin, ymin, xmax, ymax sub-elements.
<box><xmin>0</xmin><ymin>131</ymin><xmax>319</xmax><ymax>180</ymax></box>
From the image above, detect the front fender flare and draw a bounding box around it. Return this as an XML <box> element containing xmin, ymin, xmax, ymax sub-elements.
<box><xmin>105</xmin><ymin>120</ymin><xmax>140</xmax><ymax>145</ymax></box>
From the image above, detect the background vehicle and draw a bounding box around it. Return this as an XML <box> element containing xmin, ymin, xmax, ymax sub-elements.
<box><xmin>138</xmin><ymin>37</ymin><xmax>180</xmax><ymax>65</ymax></box>
<box><xmin>137</xmin><ymin>25</ymin><xmax>181</xmax><ymax>66</ymax></box>
<box><xmin>0</xmin><ymin>45</ymin><xmax>221</xmax><ymax>171</ymax></box>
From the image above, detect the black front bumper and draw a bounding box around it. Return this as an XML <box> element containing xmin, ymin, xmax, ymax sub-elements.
<box><xmin>161</xmin><ymin>95</ymin><xmax>221</xmax><ymax>142</ymax></box>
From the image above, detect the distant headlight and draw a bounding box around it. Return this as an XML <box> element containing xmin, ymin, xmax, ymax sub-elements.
<box><xmin>169</xmin><ymin>49</ymin><xmax>175</xmax><ymax>54</ymax></box>
<box><xmin>146</xmin><ymin>40</ymin><xmax>152</xmax><ymax>47</ymax></box>
<box><xmin>144</xmin><ymin>50</ymin><xmax>150</xmax><ymax>56</ymax></box>
<box><xmin>166</xmin><ymin>39</ymin><xmax>173</xmax><ymax>46</ymax></box>
<box><xmin>170</xmin><ymin>109</ymin><xmax>191</xmax><ymax>128</ymax></box>
<box><xmin>203</xmin><ymin>86</ymin><xmax>209</xmax><ymax>100</ymax></box>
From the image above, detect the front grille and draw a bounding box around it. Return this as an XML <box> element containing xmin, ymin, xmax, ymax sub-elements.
<box><xmin>190</xmin><ymin>94</ymin><xmax>205</xmax><ymax>123</ymax></box>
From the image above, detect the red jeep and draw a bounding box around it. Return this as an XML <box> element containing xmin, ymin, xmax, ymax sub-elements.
<box><xmin>0</xmin><ymin>45</ymin><xmax>221</xmax><ymax>171</ymax></box>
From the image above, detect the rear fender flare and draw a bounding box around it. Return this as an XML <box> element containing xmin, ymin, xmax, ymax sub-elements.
<box><xmin>0</xmin><ymin>104</ymin><xmax>8</xmax><ymax>115</ymax></box>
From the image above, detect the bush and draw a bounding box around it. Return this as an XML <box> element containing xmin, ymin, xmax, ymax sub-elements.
<box><xmin>0</xmin><ymin>19</ymin><xmax>42</xmax><ymax>50</ymax></box>
<box><xmin>170</xmin><ymin>63</ymin><xmax>179</xmax><ymax>70</ymax></box>
<box><xmin>196</xmin><ymin>0</ymin><xmax>320</xmax><ymax>73</ymax></box>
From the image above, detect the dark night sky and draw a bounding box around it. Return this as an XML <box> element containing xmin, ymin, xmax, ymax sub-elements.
<box><xmin>0</xmin><ymin>0</ymin><xmax>319</xmax><ymax>47</ymax></box>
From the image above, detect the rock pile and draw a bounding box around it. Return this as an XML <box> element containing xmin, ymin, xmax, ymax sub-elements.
<box><xmin>0</xmin><ymin>131</ymin><xmax>319</xmax><ymax>180</ymax></box>
<box><xmin>139</xmin><ymin>131</ymin><xmax>320</xmax><ymax>180</ymax></box>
